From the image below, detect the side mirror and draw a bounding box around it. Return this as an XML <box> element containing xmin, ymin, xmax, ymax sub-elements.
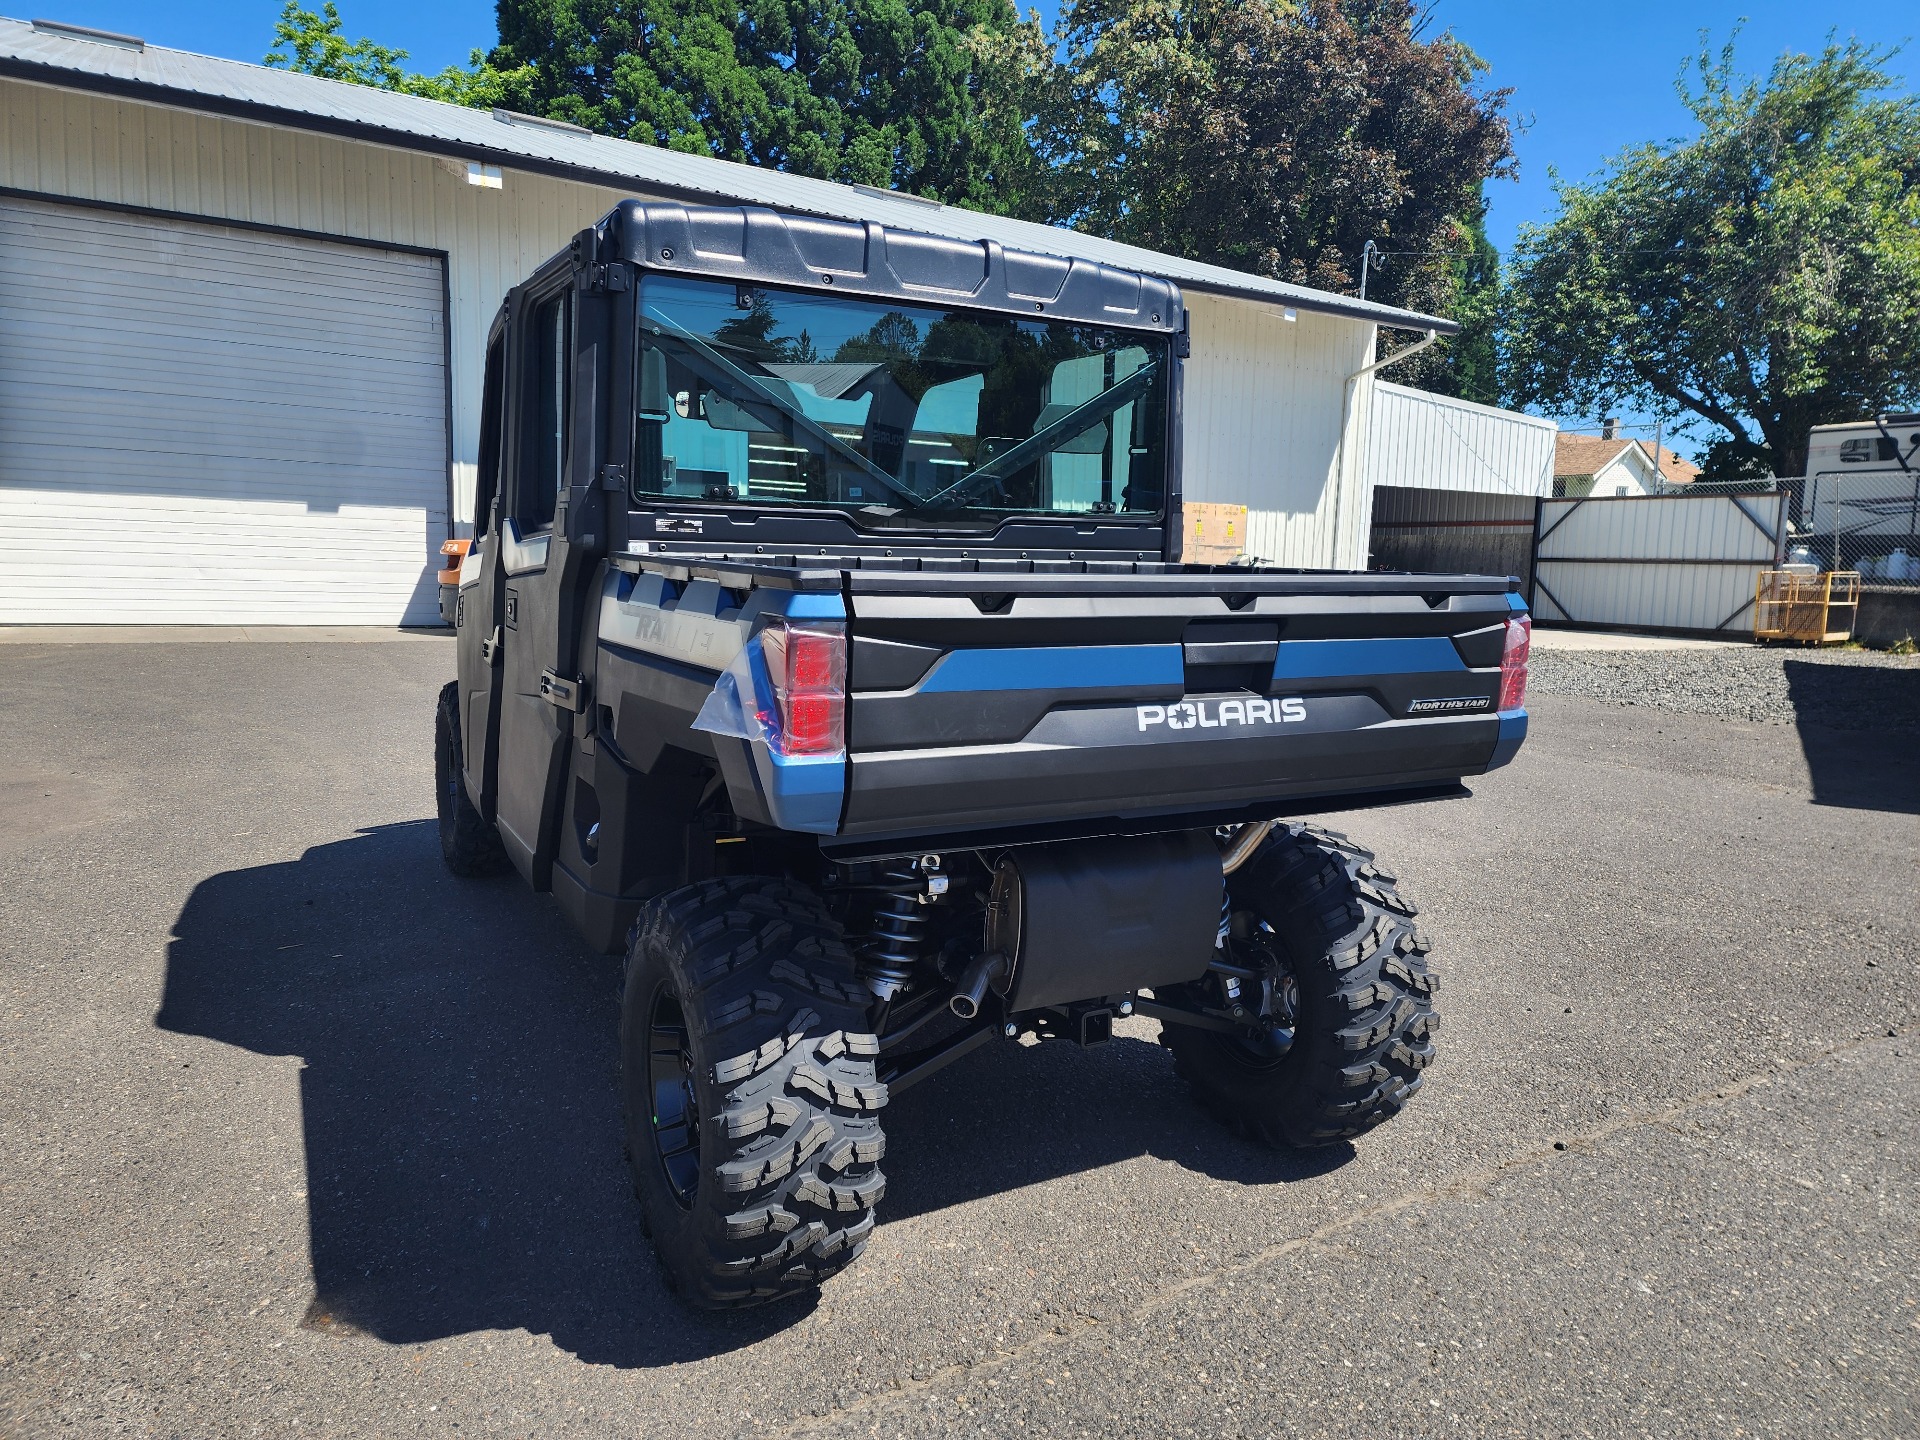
<box><xmin>639</xmin><ymin>346</ymin><xmax>670</xmax><ymax>424</ymax></box>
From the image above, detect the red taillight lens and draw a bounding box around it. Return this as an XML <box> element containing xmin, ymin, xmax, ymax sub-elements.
<box><xmin>758</xmin><ymin>620</ymin><xmax>846</xmax><ymax>756</ymax></box>
<box><xmin>1498</xmin><ymin>614</ymin><xmax>1531</xmax><ymax>711</ymax></box>
<box><xmin>780</xmin><ymin>692</ymin><xmax>842</xmax><ymax>753</ymax></box>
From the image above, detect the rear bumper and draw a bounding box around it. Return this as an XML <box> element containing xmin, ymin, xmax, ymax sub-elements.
<box><xmin>843</xmin><ymin>705</ymin><xmax>1507</xmax><ymax>836</ymax></box>
<box><xmin>1489</xmin><ymin>709</ymin><xmax>1528</xmax><ymax>769</ymax></box>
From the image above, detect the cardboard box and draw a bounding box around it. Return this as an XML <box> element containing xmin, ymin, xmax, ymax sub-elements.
<box><xmin>1181</xmin><ymin>502</ymin><xmax>1248</xmax><ymax>565</ymax></box>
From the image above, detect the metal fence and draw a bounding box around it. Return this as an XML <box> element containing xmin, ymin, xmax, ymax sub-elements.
<box><xmin>1367</xmin><ymin>485</ymin><xmax>1833</xmax><ymax>634</ymax></box>
<box><xmin>1793</xmin><ymin>471</ymin><xmax>1920</xmax><ymax>586</ymax></box>
<box><xmin>1531</xmin><ymin>491</ymin><xmax>1788</xmax><ymax>635</ymax></box>
<box><xmin>1366</xmin><ymin>486</ymin><xmax>1536</xmax><ymax>591</ymax></box>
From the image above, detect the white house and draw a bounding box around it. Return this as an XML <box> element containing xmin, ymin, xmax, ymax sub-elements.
<box><xmin>0</xmin><ymin>15</ymin><xmax>1456</xmax><ymax>626</ymax></box>
<box><xmin>1553</xmin><ymin>431</ymin><xmax>1699</xmax><ymax>499</ymax></box>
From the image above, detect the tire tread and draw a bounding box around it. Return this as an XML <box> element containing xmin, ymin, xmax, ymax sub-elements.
<box><xmin>1161</xmin><ymin>823</ymin><xmax>1438</xmax><ymax>1147</ymax></box>
<box><xmin>621</xmin><ymin>876</ymin><xmax>886</xmax><ymax>1308</ymax></box>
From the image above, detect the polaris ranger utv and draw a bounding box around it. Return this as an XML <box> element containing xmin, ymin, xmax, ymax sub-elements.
<box><xmin>436</xmin><ymin>201</ymin><xmax>1530</xmax><ymax>1307</ymax></box>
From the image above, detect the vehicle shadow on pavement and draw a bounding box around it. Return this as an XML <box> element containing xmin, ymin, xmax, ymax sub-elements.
<box><xmin>154</xmin><ymin>821</ymin><xmax>805</xmax><ymax>1369</ymax></box>
<box><xmin>879</xmin><ymin>1039</ymin><xmax>1354</xmax><ymax>1225</ymax></box>
<box><xmin>1783</xmin><ymin>660</ymin><xmax>1920</xmax><ymax>816</ymax></box>
<box><xmin>154</xmin><ymin>820</ymin><xmax>1345</xmax><ymax>1367</ymax></box>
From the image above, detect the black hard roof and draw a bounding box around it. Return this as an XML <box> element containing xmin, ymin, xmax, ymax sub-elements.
<box><xmin>602</xmin><ymin>202</ymin><xmax>1184</xmax><ymax>333</ymax></box>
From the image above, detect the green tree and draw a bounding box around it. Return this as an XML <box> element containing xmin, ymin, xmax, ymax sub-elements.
<box><xmin>1031</xmin><ymin>0</ymin><xmax>1514</xmax><ymax>391</ymax></box>
<box><xmin>1694</xmin><ymin>434</ymin><xmax>1776</xmax><ymax>486</ymax></box>
<box><xmin>265</xmin><ymin>2</ymin><xmax>410</xmax><ymax>86</ymax></box>
<box><xmin>1440</xmin><ymin>205</ymin><xmax>1501</xmax><ymax>403</ymax></box>
<box><xmin>265</xmin><ymin>2</ymin><xmax>527</xmax><ymax>106</ymax></box>
<box><xmin>1502</xmin><ymin>36</ymin><xmax>1920</xmax><ymax>485</ymax></box>
<box><xmin>481</xmin><ymin>1</ymin><xmax>1045</xmax><ymax>211</ymax></box>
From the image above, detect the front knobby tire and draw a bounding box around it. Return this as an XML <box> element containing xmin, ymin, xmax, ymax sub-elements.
<box><xmin>434</xmin><ymin>680</ymin><xmax>509</xmax><ymax>877</ymax></box>
<box><xmin>621</xmin><ymin>878</ymin><xmax>888</xmax><ymax>1309</ymax></box>
<box><xmin>1161</xmin><ymin>823</ymin><xmax>1439</xmax><ymax>1147</ymax></box>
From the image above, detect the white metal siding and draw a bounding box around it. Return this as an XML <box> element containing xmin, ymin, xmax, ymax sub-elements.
<box><xmin>1364</xmin><ymin>380</ymin><xmax>1555</xmax><ymax>497</ymax></box>
<box><xmin>0</xmin><ymin>195</ymin><xmax>448</xmax><ymax>623</ymax></box>
<box><xmin>1532</xmin><ymin>493</ymin><xmax>1786</xmax><ymax>633</ymax></box>
<box><xmin>1182</xmin><ymin>292</ymin><xmax>1375</xmax><ymax>569</ymax></box>
<box><xmin>0</xmin><ymin>75</ymin><xmax>632</xmax><ymax>541</ymax></box>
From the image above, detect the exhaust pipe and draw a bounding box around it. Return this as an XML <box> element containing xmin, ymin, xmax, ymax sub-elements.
<box><xmin>949</xmin><ymin>951</ymin><xmax>1010</xmax><ymax>1020</ymax></box>
<box><xmin>1220</xmin><ymin>819</ymin><xmax>1276</xmax><ymax>876</ymax></box>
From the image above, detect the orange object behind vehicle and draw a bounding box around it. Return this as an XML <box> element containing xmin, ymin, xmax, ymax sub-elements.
<box><xmin>438</xmin><ymin>537</ymin><xmax>472</xmax><ymax>587</ymax></box>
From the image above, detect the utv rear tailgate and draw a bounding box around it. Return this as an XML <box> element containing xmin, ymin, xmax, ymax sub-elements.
<box><xmin>834</xmin><ymin>566</ymin><xmax>1527</xmax><ymax>838</ymax></box>
<box><xmin>601</xmin><ymin>555</ymin><xmax>1526</xmax><ymax>845</ymax></box>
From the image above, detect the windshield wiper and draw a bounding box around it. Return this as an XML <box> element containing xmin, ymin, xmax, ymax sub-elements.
<box><xmin>917</xmin><ymin>360</ymin><xmax>1160</xmax><ymax>508</ymax></box>
<box><xmin>639</xmin><ymin>309</ymin><xmax>924</xmax><ymax>506</ymax></box>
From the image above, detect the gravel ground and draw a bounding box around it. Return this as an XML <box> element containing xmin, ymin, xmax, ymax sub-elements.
<box><xmin>1529</xmin><ymin>643</ymin><xmax>1920</xmax><ymax>731</ymax></box>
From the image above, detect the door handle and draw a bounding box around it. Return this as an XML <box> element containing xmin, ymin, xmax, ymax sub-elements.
<box><xmin>540</xmin><ymin>669</ymin><xmax>589</xmax><ymax>713</ymax></box>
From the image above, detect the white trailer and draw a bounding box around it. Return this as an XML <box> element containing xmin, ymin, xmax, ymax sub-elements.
<box><xmin>1801</xmin><ymin>416</ymin><xmax>1920</xmax><ymax>580</ymax></box>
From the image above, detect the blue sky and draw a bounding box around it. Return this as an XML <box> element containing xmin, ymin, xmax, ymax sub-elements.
<box><xmin>31</xmin><ymin>1</ymin><xmax>1919</xmax><ymax>447</ymax></box>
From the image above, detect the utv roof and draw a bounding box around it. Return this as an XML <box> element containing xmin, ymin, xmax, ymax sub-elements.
<box><xmin>601</xmin><ymin>201</ymin><xmax>1184</xmax><ymax>333</ymax></box>
<box><xmin>0</xmin><ymin>15</ymin><xmax>1459</xmax><ymax>336</ymax></box>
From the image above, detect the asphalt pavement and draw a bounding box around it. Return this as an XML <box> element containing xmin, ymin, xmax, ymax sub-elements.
<box><xmin>1</xmin><ymin>636</ymin><xmax>1915</xmax><ymax>1439</ymax></box>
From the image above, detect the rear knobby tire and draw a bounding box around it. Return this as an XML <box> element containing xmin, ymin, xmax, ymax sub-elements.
<box><xmin>1161</xmin><ymin>823</ymin><xmax>1438</xmax><ymax>1147</ymax></box>
<box><xmin>621</xmin><ymin>877</ymin><xmax>888</xmax><ymax>1309</ymax></box>
<box><xmin>434</xmin><ymin>680</ymin><xmax>509</xmax><ymax>877</ymax></box>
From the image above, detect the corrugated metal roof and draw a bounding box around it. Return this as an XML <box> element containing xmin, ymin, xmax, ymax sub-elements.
<box><xmin>0</xmin><ymin>14</ymin><xmax>1458</xmax><ymax>335</ymax></box>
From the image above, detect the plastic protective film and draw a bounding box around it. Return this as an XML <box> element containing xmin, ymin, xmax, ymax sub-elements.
<box><xmin>690</xmin><ymin>637</ymin><xmax>770</xmax><ymax>744</ymax></box>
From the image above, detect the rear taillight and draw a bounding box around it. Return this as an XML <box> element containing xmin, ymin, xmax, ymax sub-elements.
<box><xmin>1498</xmin><ymin>614</ymin><xmax>1531</xmax><ymax>711</ymax></box>
<box><xmin>758</xmin><ymin>619</ymin><xmax>847</xmax><ymax>756</ymax></box>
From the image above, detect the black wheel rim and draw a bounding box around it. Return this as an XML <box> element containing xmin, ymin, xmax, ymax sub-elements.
<box><xmin>647</xmin><ymin>985</ymin><xmax>701</xmax><ymax>1209</ymax></box>
<box><xmin>1216</xmin><ymin>920</ymin><xmax>1298</xmax><ymax>1071</ymax></box>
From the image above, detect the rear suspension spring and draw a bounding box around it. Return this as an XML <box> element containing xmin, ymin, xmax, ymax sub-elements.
<box><xmin>860</xmin><ymin>857</ymin><xmax>941</xmax><ymax>1000</ymax></box>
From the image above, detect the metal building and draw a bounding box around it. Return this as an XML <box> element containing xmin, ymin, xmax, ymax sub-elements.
<box><xmin>1364</xmin><ymin>381</ymin><xmax>1556</xmax><ymax>499</ymax></box>
<box><xmin>0</xmin><ymin>15</ymin><xmax>1451</xmax><ymax>625</ymax></box>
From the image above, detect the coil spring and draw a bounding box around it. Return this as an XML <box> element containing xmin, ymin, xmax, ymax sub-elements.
<box><xmin>860</xmin><ymin>863</ymin><xmax>927</xmax><ymax>999</ymax></box>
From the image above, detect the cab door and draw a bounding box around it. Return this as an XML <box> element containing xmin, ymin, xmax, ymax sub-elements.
<box><xmin>490</xmin><ymin>267</ymin><xmax>579</xmax><ymax>885</ymax></box>
<box><xmin>490</xmin><ymin>251</ymin><xmax>622</xmax><ymax>888</ymax></box>
<box><xmin>455</xmin><ymin>316</ymin><xmax>508</xmax><ymax>817</ymax></box>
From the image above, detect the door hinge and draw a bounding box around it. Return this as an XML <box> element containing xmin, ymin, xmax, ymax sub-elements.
<box><xmin>480</xmin><ymin>626</ymin><xmax>503</xmax><ymax>665</ymax></box>
<box><xmin>589</xmin><ymin>262</ymin><xmax>632</xmax><ymax>294</ymax></box>
<box><xmin>539</xmin><ymin>669</ymin><xmax>590</xmax><ymax>712</ymax></box>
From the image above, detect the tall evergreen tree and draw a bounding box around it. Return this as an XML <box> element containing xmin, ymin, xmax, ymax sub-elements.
<box><xmin>483</xmin><ymin>1</ymin><xmax>1045</xmax><ymax>211</ymax></box>
<box><xmin>269</xmin><ymin>2</ymin><xmax>1045</xmax><ymax>213</ymax></box>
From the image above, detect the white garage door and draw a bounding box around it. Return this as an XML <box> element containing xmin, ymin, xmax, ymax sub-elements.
<box><xmin>0</xmin><ymin>197</ymin><xmax>448</xmax><ymax>625</ymax></box>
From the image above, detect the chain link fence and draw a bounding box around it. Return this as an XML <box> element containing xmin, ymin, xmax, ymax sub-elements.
<box><xmin>1789</xmin><ymin>470</ymin><xmax>1920</xmax><ymax>586</ymax></box>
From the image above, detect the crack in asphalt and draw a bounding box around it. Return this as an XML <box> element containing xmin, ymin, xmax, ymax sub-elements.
<box><xmin>766</xmin><ymin>1022</ymin><xmax>1915</xmax><ymax>1438</ymax></box>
